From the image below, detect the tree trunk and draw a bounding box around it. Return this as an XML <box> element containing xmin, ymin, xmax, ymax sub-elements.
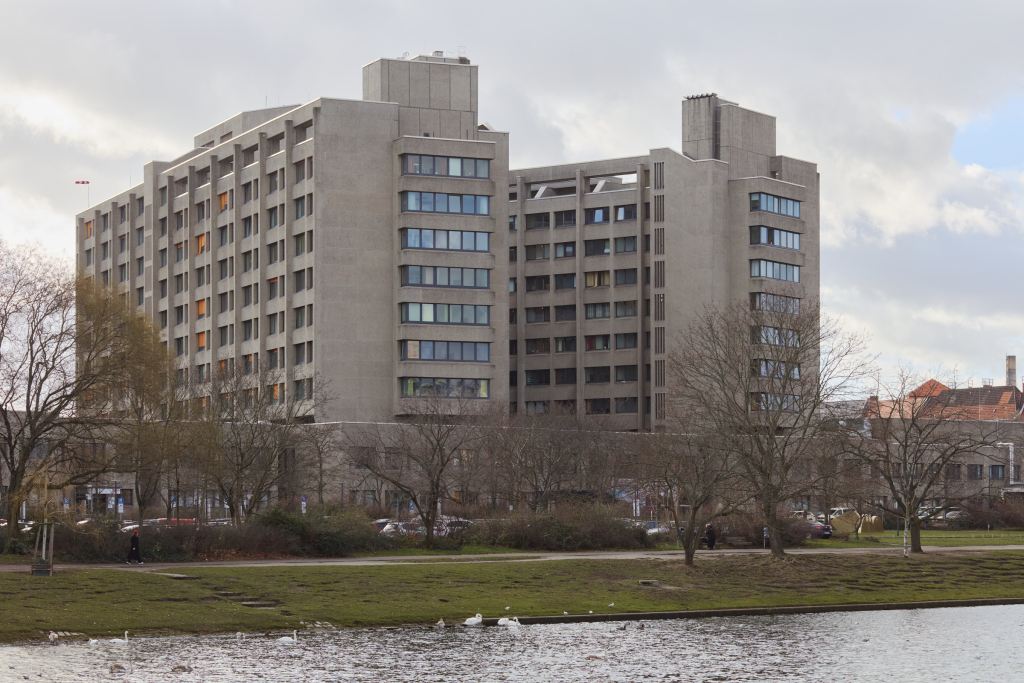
<box><xmin>682</xmin><ymin>511</ymin><xmax>699</xmax><ymax>566</ymax></box>
<box><xmin>767</xmin><ymin>508</ymin><xmax>786</xmax><ymax>558</ymax></box>
<box><xmin>910</xmin><ymin>518</ymin><xmax>924</xmax><ymax>553</ymax></box>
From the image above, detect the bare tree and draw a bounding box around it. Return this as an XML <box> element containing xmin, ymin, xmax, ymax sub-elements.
<box><xmin>193</xmin><ymin>359</ymin><xmax>305</xmax><ymax>525</ymax></box>
<box><xmin>1</xmin><ymin>241</ymin><xmax>154</xmax><ymax>551</ymax></box>
<box><xmin>630</xmin><ymin>421</ymin><xmax>745</xmax><ymax>566</ymax></box>
<box><xmin>347</xmin><ymin>394</ymin><xmax>484</xmax><ymax>546</ymax></box>
<box><xmin>838</xmin><ymin>366</ymin><xmax>1004</xmax><ymax>555</ymax></box>
<box><xmin>668</xmin><ymin>298</ymin><xmax>873</xmax><ymax>557</ymax></box>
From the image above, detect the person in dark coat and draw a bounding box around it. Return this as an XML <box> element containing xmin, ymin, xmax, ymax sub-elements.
<box><xmin>126</xmin><ymin>529</ymin><xmax>143</xmax><ymax>564</ymax></box>
<box><xmin>705</xmin><ymin>524</ymin><xmax>717</xmax><ymax>550</ymax></box>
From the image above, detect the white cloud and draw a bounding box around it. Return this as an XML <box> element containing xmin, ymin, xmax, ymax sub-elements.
<box><xmin>0</xmin><ymin>186</ymin><xmax>74</xmax><ymax>254</ymax></box>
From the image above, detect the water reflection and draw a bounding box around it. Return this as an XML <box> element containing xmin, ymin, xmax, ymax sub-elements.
<box><xmin>3</xmin><ymin>604</ymin><xmax>1022</xmax><ymax>682</ymax></box>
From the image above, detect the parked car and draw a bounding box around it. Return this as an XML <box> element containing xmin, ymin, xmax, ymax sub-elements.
<box><xmin>642</xmin><ymin>521</ymin><xmax>674</xmax><ymax>536</ymax></box>
<box><xmin>371</xmin><ymin>518</ymin><xmax>392</xmax><ymax>532</ymax></box>
<box><xmin>380</xmin><ymin>521</ymin><xmax>423</xmax><ymax>539</ymax></box>
<box><xmin>807</xmin><ymin>522</ymin><xmax>832</xmax><ymax>539</ymax></box>
<box><xmin>944</xmin><ymin>508</ymin><xmax>968</xmax><ymax>520</ymax></box>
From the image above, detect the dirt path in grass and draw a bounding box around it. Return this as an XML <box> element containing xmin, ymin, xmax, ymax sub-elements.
<box><xmin>3</xmin><ymin>543</ymin><xmax>1023</xmax><ymax>573</ymax></box>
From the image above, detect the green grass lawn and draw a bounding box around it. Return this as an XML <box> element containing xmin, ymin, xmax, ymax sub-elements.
<box><xmin>3</xmin><ymin>551</ymin><xmax>1024</xmax><ymax>643</ymax></box>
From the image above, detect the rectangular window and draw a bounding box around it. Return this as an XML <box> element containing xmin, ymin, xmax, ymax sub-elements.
<box><xmin>295</xmin><ymin>196</ymin><xmax>306</xmax><ymax>220</ymax></box>
<box><xmin>585</xmin><ymin>365</ymin><xmax>611</xmax><ymax>383</ymax></box>
<box><xmin>615</xmin><ymin>397</ymin><xmax>638</xmax><ymax>414</ymax></box>
<box><xmin>555</xmin><ymin>305</ymin><xmax>576</xmax><ymax>322</ymax></box>
<box><xmin>614</xmin><ymin>236</ymin><xmax>637</xmax><ymax>253</ymax></box>
<box><xmin>616</xmin><ymin>365</ymin><xmax>638</xmax><ymax>382</ymax></box>
<box><xmin>615</xmin><ymin>204</ymin><xmax>637</xmax><ymax>222</ymax></box>
<box><xmin>615</xmin><ymin>269</ymin><xmax>638</xmax><ymax>285</ymax></box>
<box><xmin>525</xmin><ymin>338</ymin><xmax>550</xmax><ymax>354</ymax></box>
<box><xmin>525</xmin><ymin>306</ymin><xmax>550</xmax><ymax>323</ymax></box>
<box><xmin>294</xmin><ymin>306</ymin><xmax>306</xmax><ymax>329</ymax></box>
<box><xmin>509</xmin><ymin>246</ymin><xmax>517</xmax><ymax>262</ymax></box>
<box><xmin>585</xmin><ymin>239</ymin><xmax>610</xmax><ymax>256</ymax></box>
<box><xmin>585</xmin><ymin>302</ymin><xmax>610</xmax><ymax>319</ymax></box>
<box><xmin>136</xmin><ymin>257</ymin><xmax>144</xmax><ymax>276</ymax></box>
<box><xmin>102</xmin><ymin>242</ymin><xmax>109</xmax><ymax>260</ymax></box>
<box><xmin>750</xmin><ymin>259</ymin><xmax>800</xmax><ymax>282</ymax></box>
<box><xmin>85</xmin><ymin>249</ymin><xmax>93</xmax><ymax>266</ymax></box>
<box><xmin>525</xmin><ymin>244</ymin><xmax>550</xmax><ymax>260</ymax></box>
<box><xmin>399</xmin><ymin>378</ymin><xmax>490</xmax><ymax>399</ymax></box>
<box><xmin>967</xmin><ymin>464</ymin><xmax>983</xmax><ymax>480</ymax></box>
<box><xmin>751</xmin><ymin>325</ymin><xmax>800</xmax><ymax>347</ymax></box>
<box><xmin>509</xmin><ymin>215</ymin><xmax>518</xmax><ymax>231</ymax></box>
<box><xmin>750</xmin><ymin>192</ymin><xmax>801</xmax><ymax>218</ymax></box>
<box><xmin>585</xmin><ymin>271</ymin><xmax>610</xmax><ymax>288</ymax></box>
<box><xmin>991</xmin><ymin>465</ymin><xmax>1005</xmax><ymax>480</ymax></box>
<box><xmin>400</xmin><ymin>340</ymin><xmax>490</xmax><ymax>362</ymax></box>
<box><xmin>196</xmin><ymin>298</ymin><xmax>206</xmax><ymax>319</ymax></box>
<box><xmin>401</xmin><ymin>266</ymin><xmax>490</xmax><ymax>289</ymax></box>
<box><xmin>159</xmin><ymin>279</ymin><xmax>167</xmax><ymax>298</ymax></box>
<box><xmin>615</xmin><ymin>300</ymin><xmax>637</xmax><ymax>317</ymax></box>
<box><xmin>295</xmin><ymin>233</ymin><xmax>306</xmax><ymax>255</ymax></box>
<box><xmin>268</xmin><ymin>206</ymin><xmax>279</xmax><ymax>229</ymax></box>
<box><xmin>554</xmin><ymin>210</ymin><xmax>576</xmax><ymax>228</ymax></box>
<box><xmin>509</xmin><ymin>340</ymin><xmax>517</xmax><ymax>355</ymax></box>
<box><xmin>555</xmin><ymin>241</ymin><xmax>575</xmax><ymax>258</ymax></box>
<box><xmin>525</xmin><ymin>213</ymin><xmax>550</xmax><ymax>230</ymax></box>
<box><xmin>220</xmin><ymin>326</ymin><xmax>229</xmax><ymax>347</ymax></box>
<box><xmin>555</xmin><ymin>367</ymin><xmax>577</xmax><ymax>385</ymax></box>
<box><xmin>401</xmin><ymin>192</ymin><xmax>489</xmax><ymax>215</ymax></box>
<box><xmin>585</xmin><ymin>335</ymin><xmax>611</xmax><ymax>352</ymax></box>
<box><xmin>554</xmin><ymin>273</ymin><xmax>576</xmax><ymax>290</ymax></box>
<box><xmin>403</xmin><ymin>155</ymin><xmax>489</xmax><ymax>179</ymax></box>
<box><xmin>402</xmin><ymin>229</ymin><xmax>490</xmax><ymax>253</ymax></box>
<box><xmin>242</xmin><ymin>251</ymin><xmax>254</xmax><ymax>272</ymax></box>
<box><xmin>615</xmin><ymin>333</ymin><xmax>638</xmax><ymax>349</ymax></box>
<box><xmin>586</xmin><ymin>398</ymin><xmax>611</xmax><ymax>415</ymax></box>
<box><xmin>585</xmin><ymin>207</ymin><xmax>609</xmax><ymax>224</ymax></box>
<box><xmin>751</xmin><ymin>292</ymin><xmax>800</xmax><ymax>314</ymax></box>
<box><xmin>509</xmin><ymin>278</ymin><xmax>517</xmax><ymax>293</ymax></box>
<box><xmin>510</xmin><ymin>308</ymin><xmax>517</xmax><ymax>324</ymax></box>
<box><xmin>750</xmin><ymin>226</ymin><xmax>801</xmax><ymax>251</ymax></box>
<box><xmin>525</xmin><ymin>275</ymin><xmax>550</xmax><ymax>292</ymax></box>
<box><xmin>295</xmin><ymin>269</ymin><xmax>306</xmax><ymax>291</ymax></box>
<box><xmin>400</xmin><ymin>303</ymin><xmax>491</xmax><ymax>326</ymax></box>
<box><xmin>555</xmin><ymin>336</ymin><xmax>576</xmax><ymax>353</ymax></box>
<box><xmin>119</xmin><ymin>236</ymin><xmax>127</xmax><ymax>253</ymax></box>
<box><xmin>525</xmin><ymin>369</ymin><xmax>550</xmax><ymax>386</ymax></box>
<box><xmin>117</xmin><ymin>264</ymin><xmax>127</xmax><ymax>282</ymax></box>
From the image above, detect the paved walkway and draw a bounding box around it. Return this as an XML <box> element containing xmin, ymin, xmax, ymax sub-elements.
<box><xmin>3</xmin><ymin>543</ymin><xmax>1023</xmax><ymax>573</ymax></box>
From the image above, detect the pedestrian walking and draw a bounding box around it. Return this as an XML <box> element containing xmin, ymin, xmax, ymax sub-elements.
<box><xmin>126</xmin><ymin>529</ymin><xmax>143</xmax><ymax>564</ymax></box>
<box><xmin>705</xmin><ymin>524</ymin><xmax>716</xmax><ymax>550</ymax></box>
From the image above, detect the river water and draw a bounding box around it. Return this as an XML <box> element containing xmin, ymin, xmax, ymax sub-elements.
<box><xmin>2</xmin><ymin>604</ymin><xmax>1021</xmax><ymax>682</ymax></box>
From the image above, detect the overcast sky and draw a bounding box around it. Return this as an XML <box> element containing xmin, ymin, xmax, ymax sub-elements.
<box><xmin>2</xmin><ymin>1</ymin><xmax>1022</xmax><ymax>385</ymax></box>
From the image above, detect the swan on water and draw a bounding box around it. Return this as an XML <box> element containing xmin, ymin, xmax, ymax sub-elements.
<box><xmin>463</xmin><ymin>614</ymin><xmax>483</xmax><ymax>627</ymax></box>
<box><xmin>48</xmin><ymin>632</ymin><xmax>58</xmax><ymax>644</ymax></box>
<box><xmin>435</xmin><ymin>619</ymin><xmax>445</xmax><ymax>628</ymax></box>
<box><xmin>110</xmin><ymin>632</ymin><xmax>129</xmax><ymax>644</ymax></box>
<box><xmin>497</xmin><ymin>618</ymin><xmax>509</xmax><ymax>626</ymax></box>
<box><xmin>277</xmin><ymin>630</ymin><xmax>298</xmax><ymax>643</ymax></box>
<box><xmin>88</xmin><ymin>638</ymin><xmax>99</xmax><ymax>646</ymax></box>
<box><xmin>505</xmin><ymin>617</ymin><xmax>522</xmax><ymax>630</ymax></box>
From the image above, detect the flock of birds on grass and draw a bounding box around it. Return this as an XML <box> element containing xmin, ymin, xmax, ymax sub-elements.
<box><xmin>23</xmin><ymin>608</ymin><xmax>643</xmax><ymax>677</ymax></box>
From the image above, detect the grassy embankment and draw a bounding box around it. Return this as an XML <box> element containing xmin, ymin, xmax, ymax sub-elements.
<box><xmin>3</xmin><ymin>550</ymin><xmax>1024</xmax><ymax>643</ymax></box>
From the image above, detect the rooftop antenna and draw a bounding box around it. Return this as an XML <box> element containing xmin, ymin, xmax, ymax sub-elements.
<box><xmin>458</xmin><ymin>46</ymin><xmax>466</xmax><ymax>57</ymax></box>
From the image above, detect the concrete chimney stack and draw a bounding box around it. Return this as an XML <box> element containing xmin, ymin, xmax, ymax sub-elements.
<box><xmin>1007</xmin><ymin>355</ymin><xmax>1017</xmax><ymax>388</ymax></box>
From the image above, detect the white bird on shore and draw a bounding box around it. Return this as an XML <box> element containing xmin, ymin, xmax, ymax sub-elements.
<box><xmin>463</xmin><ymin>614</ymin><xmax>483</xmax><ymax>627</ymax></box>
<box><xmin>48</xmin><ymin>632</ymin><xmax>58</xmax><ymax>644</ymax></box>
<box><xmin>276</xmin><ymin>630</ymin><xmax>298</xmax><ymax>644</ymax></box>
<box><xmin>608</xmin><ymin>603</ymin><xmax>615</xmax><ymax>607</ymax></box>
<box><xmin>436</xmin><ymin>619</ymin><xmax>445</xmax><ymax>628</ymax></box>
<box><xmin>88</xmin><ymin>638</ymin><xmax>98</xmax><ymax>646</ymax></box>
<box><xmin>505</xmin><ymin>607</ymin><xmax>510</xmax><ymax>611</ymax></box>
<box><xmin>110</xmin><ymin>632</ymin><xmax>129</xmax><ymax>644</ymax></box>
<box><xmin>497</xmin><ymin>618</ymin><xmax>509</xmax><ymax>626</ymax></box>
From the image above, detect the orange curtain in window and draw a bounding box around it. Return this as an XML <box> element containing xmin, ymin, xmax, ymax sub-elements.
<box><xmin>220</xmin><ymin>193</ymin><xmax>228</xmax><ymax>212</ymax></box>
<box><xmin>196</xmin><ymin>234</ymin><xmax>206</xmax><ymax>254</ymax></box>
<box><xmin>196</xmin><ymin>299</ymin><xmax>206</xmax><ymax>316</ymax></box>
<box><xmin>196</xmin><ymin>331</ymin><xmax>206</xmax><ymax>349</ymax></box>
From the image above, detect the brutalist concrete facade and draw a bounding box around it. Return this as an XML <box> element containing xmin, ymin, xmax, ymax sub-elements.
<box><xmin>75</xmin><ymin>54</ymin><xmax>509</xmax><ymax>423</ymax></box>
<box><xmin>75</xmin><ymin>58</ymin><xmax>816</xmax><ymax>431</ymax></box>
<box><xmin>508</xmin><ymin>95</ymin><xmax>819</xmax><ymax>430</ymax></box>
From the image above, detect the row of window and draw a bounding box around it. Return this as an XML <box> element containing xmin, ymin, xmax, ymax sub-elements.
<box><xmin>400</xmin><ymin>303</ymin><xmax>490</xmax><ymax>325</ymax></box>
<box><xmin>751</xmin><ymin>359</ymin><xmax>800</xmax><ymax>379</ymax></box>
<box><xmin>524</xmin><ymin>365</ymin><xmax>638</xmax><ymax>386</ymax></box>
<box><xmin>401</xmin><ymin>228</ymin><xmax>489</xmax><ymax>252</ymax></box>
<box><xmin>750</xmin><ymin>292</ymin><xmax>800</xmax><ymax>314</ymax></box>
<box><xmin>401</xmin><ymin>266</ymin><xmax>490</xmax><ymax>289</ymax></box>
<box><xmin>404</xmin><ymin>155</ymin><xmax>490</xmax><ymax>179</ymax></box>
<box><xmin>523</xmin><ymin>205</ymin><xmax>636</xmax><ymax>229</ymax></box>
<box><xmin>750</xmin><ymin>259</ymin><xmax>800</xmax><ymax>282</ymax></box>
<box><xmin>751</xmin><ymin>325</ymin><xmax>800</xmax><ymax>347</ymax></box>
<box><xmin>516</xmin><ymin>301</ymin><xmax>637</xmax><ymax>323</ymax></box>
<box><xmin>400</xmin><ymin>377</ymin><xmax>490</xmax><ymax>399</ymax></box>
<box><xmin>750</xmin><ymin>226</ymin><xmax>801</xmax><ymax>251</ymax></box>
<box><xmin>515</xmin><ymin>269</ymin><xmax>638</xmax><ymax>293</ymax></box>
<box><xmin>515</xmin><ymin>333</ymin><xmax>638</xmax><ymax>355</ymax></box>
<box><xmin>400</xmin><ymin>340</ymin><xmax>491</xmax><ymax>362</ymax></box>
<box><xmin>401</xmin><ymin>192</ymin><xmax>490</xmax><ymax>215</ymax></box>
<box><xmin>750</xmin><ymin>192</ymin><xmax>801</xmax><ymax>218</ymax></box>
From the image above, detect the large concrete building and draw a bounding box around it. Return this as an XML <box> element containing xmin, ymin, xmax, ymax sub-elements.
<box><xmin>75</xmin><ymin>57</ymin><xmax>817</xmax><ymax>432</ymax></box>
<box><xmin>76</xmin><ymin>53</ymin><xmax>509</xmax><ymax>423</ymax></box>
<box><xmin>508</xmin><ymin>94</ymin><xmax>819</xmax><ymax>430</ymax></box>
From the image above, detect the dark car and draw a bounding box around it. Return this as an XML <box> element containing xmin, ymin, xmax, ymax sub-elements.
<box><xmin>807</xmin><ymin>521</ymin><xmax>832</xmax><ymax>539</ymax></box>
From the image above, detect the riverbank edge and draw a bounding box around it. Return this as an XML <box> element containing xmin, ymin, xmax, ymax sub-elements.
<box><xmin>490</xmin><ymin>596</ymin><xmax>1024</xmax><ymax>626</ymax></box>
